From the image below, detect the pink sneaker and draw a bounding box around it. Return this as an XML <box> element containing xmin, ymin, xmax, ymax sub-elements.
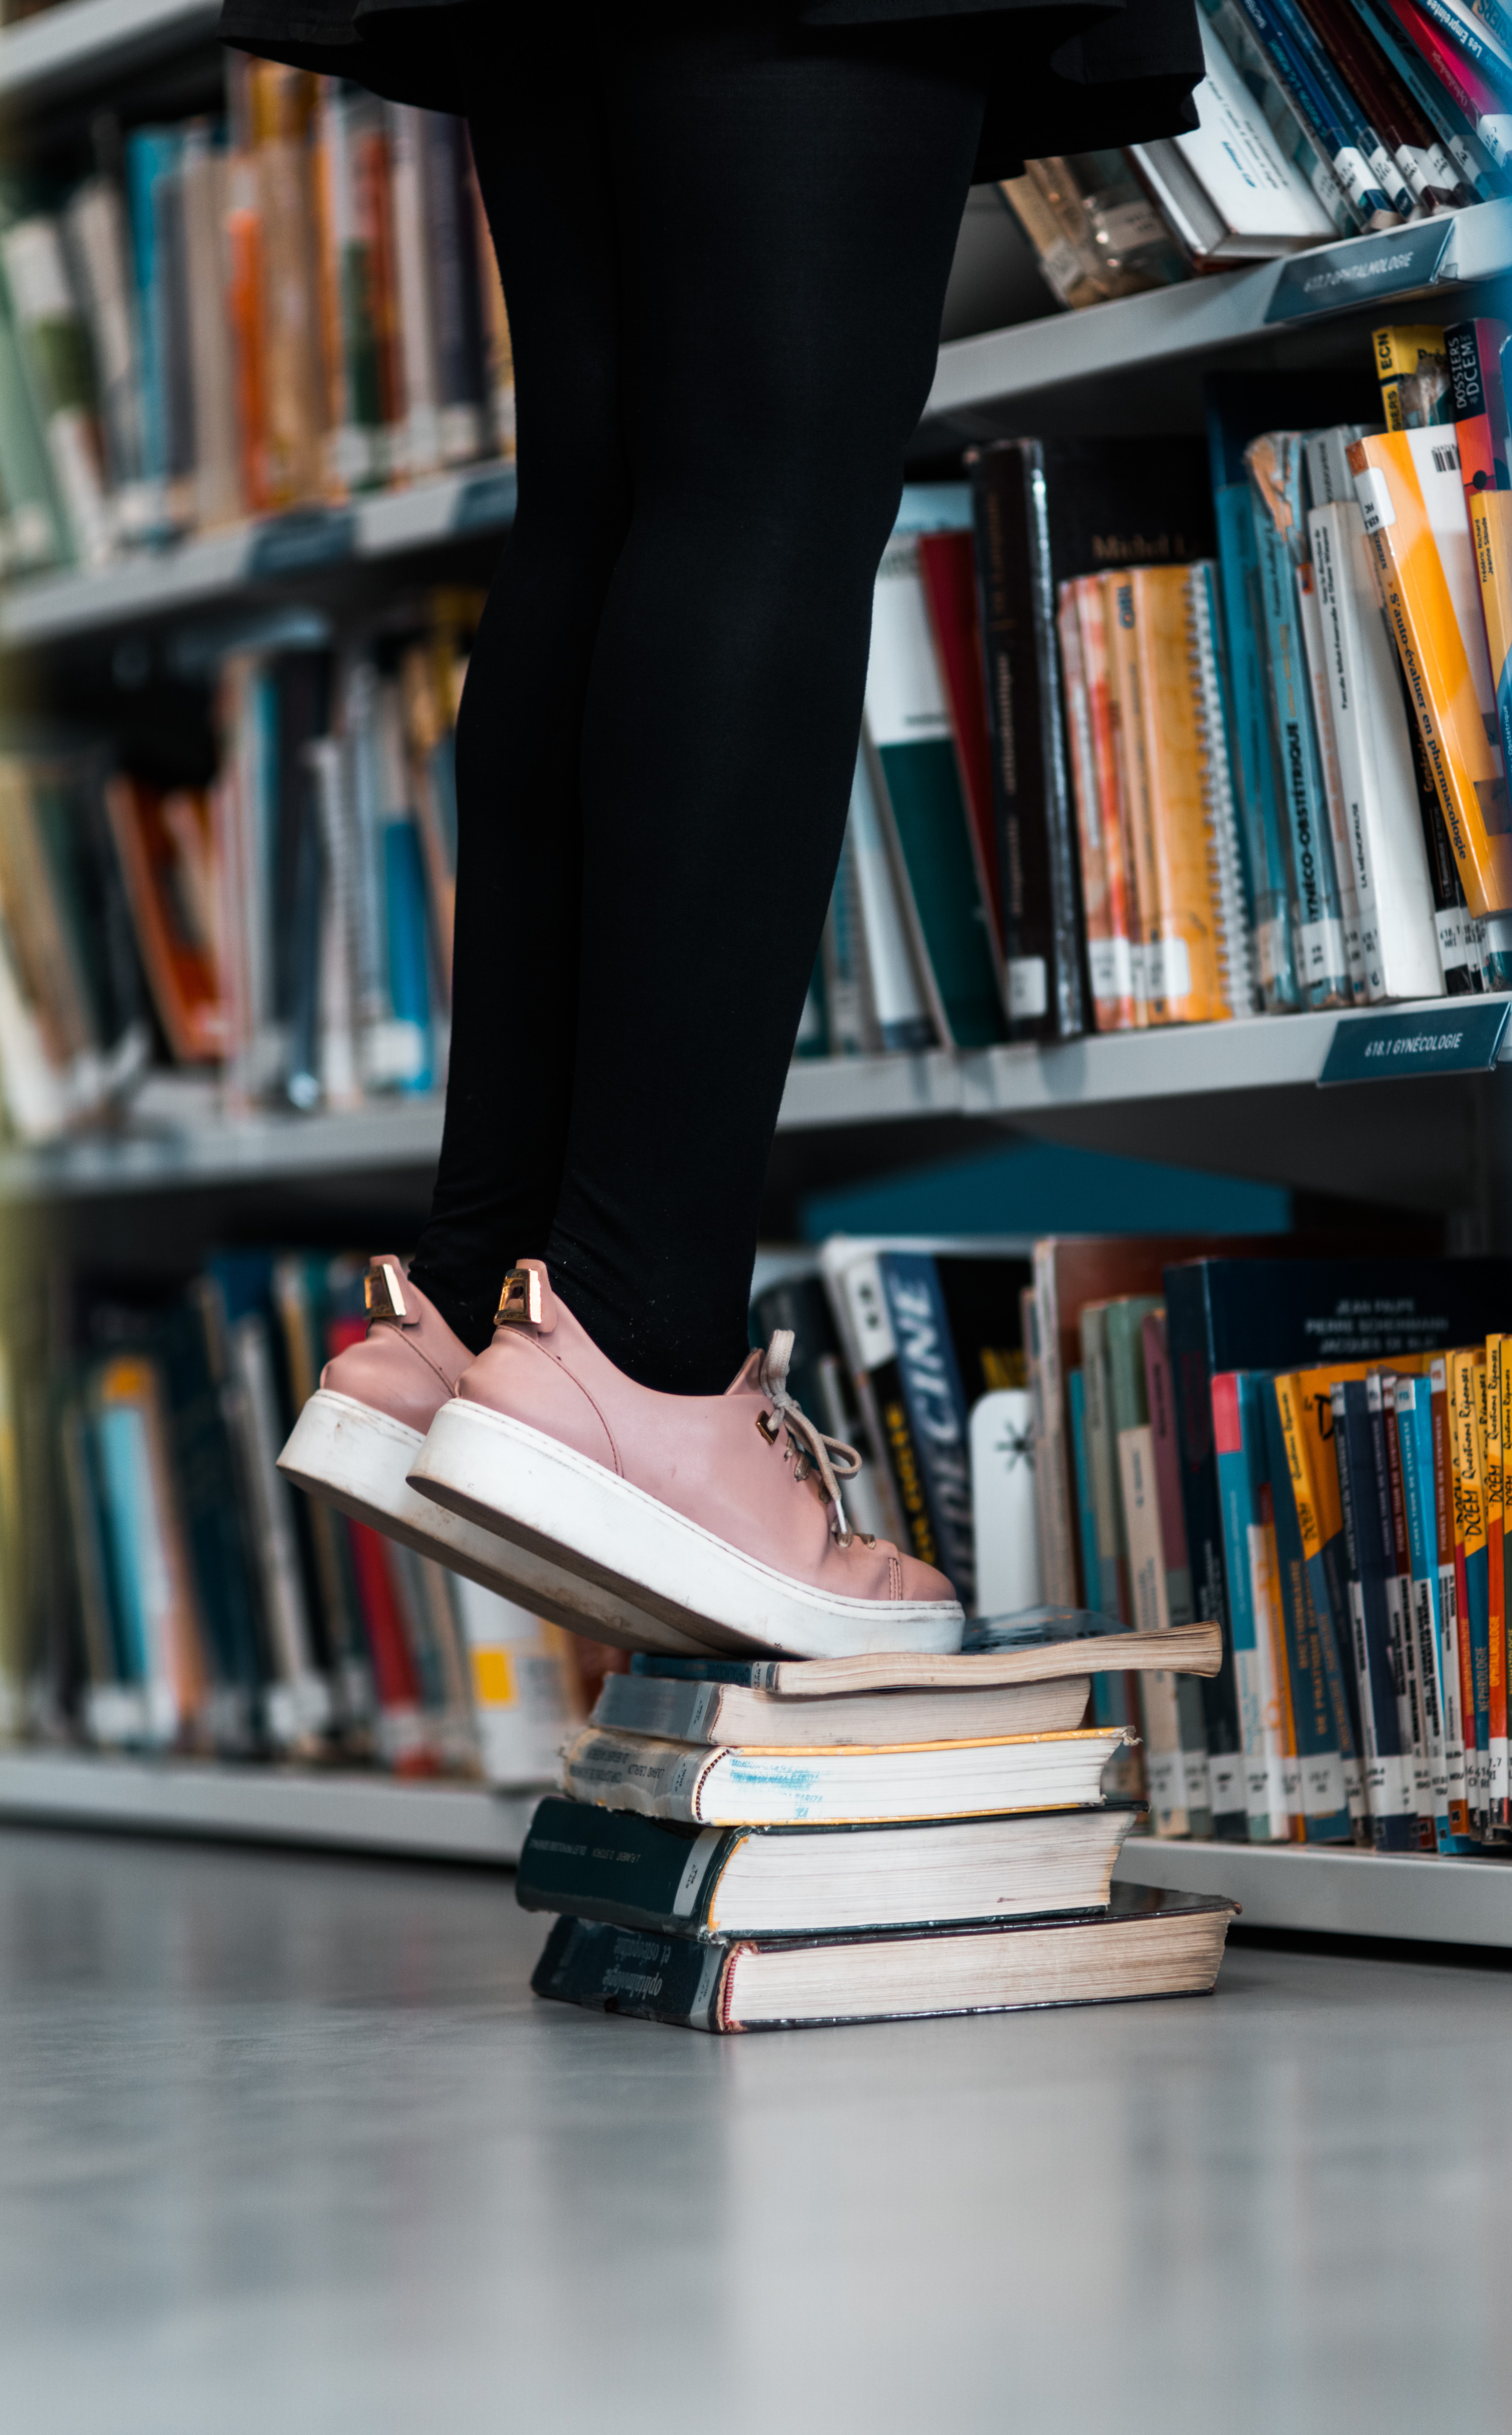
<box><xmin>276</xmin><ymin>1258</ymin><xmax>712</xmax><ymax>1654</ymax></box>
<box><xmin>406</xmin><ymin>1259</ymin><xmax>964</xmax><ymax>1659</ymax></box>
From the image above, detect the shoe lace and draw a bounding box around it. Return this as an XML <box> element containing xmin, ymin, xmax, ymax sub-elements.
<box><xmin>758</xmin><ymin>1328</ymin><xmax>862</xmax><ymax>1548</ymax></box>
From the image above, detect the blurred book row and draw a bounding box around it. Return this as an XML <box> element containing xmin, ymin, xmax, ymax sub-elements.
<box><xmin>0</xmin><ymin>61</ymin><xmax>513</xmax><ymax>576</ymax></box>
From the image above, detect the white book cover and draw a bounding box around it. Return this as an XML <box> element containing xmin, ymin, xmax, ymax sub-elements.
<box><xmin>1170</xmin><ymin>16</ymin><xmax>1336</xmax><ymax>248</ymax></box>
<box><xmin>969</xmin><ymin>1390</ymin><xmax>1043</xmax><ymax>1620</ymax></box>
<box><xmin>847</xmin><ymin>743</ymin><xmax>935</xmax><ymax>1051</ymax></box>
<box><xmin>1306</xmin><ymin>496</ymin><xmax>1443</xmax><ymax>1003</ymax></box>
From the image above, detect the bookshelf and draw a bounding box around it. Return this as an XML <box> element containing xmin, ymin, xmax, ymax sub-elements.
<box><xmin>0</xmin><ymin>0</ymin><xmax>217</xmax><ymax>108</ymax></box>
<box><xmin>6</xmin><ymin>0</ymin><xmax>1512</xmax><ymax>1944</ymax></box>
<box><xmin>0</xmin><ymin>1747</ymin><xmax>542</xmax><ymax>1861</ymax></box>
<box><xmin>0</xmin><ymin>463</ymin><xmax>518</xmax><ymax>647</ymax></box>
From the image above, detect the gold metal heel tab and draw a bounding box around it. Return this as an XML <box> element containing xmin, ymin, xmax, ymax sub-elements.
<box><xmin>364</xmin><ymin>1260</ymin><xmax>408</xmax><ymax>1323</ymax></box>
<box><xmin>497</xmin><ymin>1267</ymin><xmax>543</xmax><ymax>1327</ymax></box>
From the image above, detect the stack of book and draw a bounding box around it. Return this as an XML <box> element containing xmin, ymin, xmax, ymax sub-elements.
<box><xmin>518</xmin><ymin>1624</ymin><xmax>1235</xmax><ymax>2033</ymax></box>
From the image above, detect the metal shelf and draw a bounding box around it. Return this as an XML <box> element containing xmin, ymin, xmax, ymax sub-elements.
<box><xmin>927</xmin><ymin>198</ymin><xmax>1512</xmax><ymax>424</ymax></box>
<box><xmin>0</xmin><ymin>1748</ymin><xmax>543</xmax><ymax>1862</ymax></box>
<box><xmin>3</xmin><ymin>996</ymin><xmax>1505</xmax><ymax>1203</ymax></box>
<box><xmin>1114</xmin><ymin>1835</ymin><xmax>1512</xmax><ymax>1948</ymax></box>
<box><xmin>6</xmin><ymin>1750</ymin><xmax>1507</xmax><ymax>1944</ymax></box>
<box><xmin>0</xmin><ymin>0</ymin><xmax>218</xmax><ymax>107</ymax></box>
<box><xmin>0</xmin><ymin>463</ymin><xmax>518</xmax><ymax>649</ymax></box>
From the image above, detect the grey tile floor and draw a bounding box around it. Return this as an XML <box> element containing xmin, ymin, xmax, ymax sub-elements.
<box><xmin>2</xmin><ymin>1826</ymin><xmax>1509</xmax><ymax>2435</ymax></box>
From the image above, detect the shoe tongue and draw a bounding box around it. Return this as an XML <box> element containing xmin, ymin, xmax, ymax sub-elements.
<box><xmin>724</xmin><ymin>1348</ymin><xmax>764</xmax><ymax>1396</ymax></box>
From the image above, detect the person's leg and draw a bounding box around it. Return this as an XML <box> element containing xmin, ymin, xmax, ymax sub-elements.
<box><xmin>405</xmin><ymin>19</ymin><xmax>632</xmax><ymax>1353</ymax></box>
<box><xmin>542</xmin><ymin>3</ymin><xmax>986</xmax><ymax>1392</ymax></box>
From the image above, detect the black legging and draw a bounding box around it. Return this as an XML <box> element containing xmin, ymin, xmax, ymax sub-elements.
<box><xmin>406</xmin><ymin>2</ymin><xmax>986</xmax><ymax>1392</ymax></box>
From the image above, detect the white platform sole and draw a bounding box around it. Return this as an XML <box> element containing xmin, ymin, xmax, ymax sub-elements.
<box><xmin>278</xmin><ymin>1391</ymin><xmax>714</xmax><ymax>1656</ymax></box>
<box><xmin>407</xmin><ymin>1397</ymin><xmax>966</xmax><ymax>1660</ymax></box>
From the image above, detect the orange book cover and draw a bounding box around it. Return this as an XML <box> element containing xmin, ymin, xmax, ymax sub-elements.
<box><xmin>1129</xmin><ymin>563</ymin><xmax>1233</xmax><ymax>1027</ymax></box>
<box><xmin>1071</xmin><ymin>576</ymin><xmax>1141</xmax><ymax>1029</ymax></box>
<box><xmin>104</xmin><ymin>776</ymin><xmax>226</xmax><ymax>1063</ymax></box>
<box><xmin>250</xmin><ymin>63</ymin><xmax>327</xmax><ymax>511</ymax></box>
<box><xmin>1101</xmin><ymin>569</ymin><xmax>1167</xmax><ymax>1027</ymax></box>
<box><xmin>1058</xmin><ymin>577</ymin><xmax>1131</xmax><ymax>1030</ymax></box>
<box><xmin>1349</xmin><ymin>427</ymin><xmax>1512</xmax><ymax>927</ymax></box>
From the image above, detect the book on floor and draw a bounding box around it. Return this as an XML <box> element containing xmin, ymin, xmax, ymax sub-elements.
<box><xmin>531</xmin><ymin>1885</ymin><xmax>1238</xmax><ymax>2032</ymax></box>
<box><xmin>517</xmin><ymin>1794</ymin><xmax>1142</xmax><ymax>1938</ymax></box>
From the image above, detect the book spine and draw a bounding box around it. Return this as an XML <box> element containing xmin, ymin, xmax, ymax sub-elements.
<box><xmin>877</xmin><ymin>1252</ymin><xmax>976</xmax><ymax>1603</ymax></box>
<box><xmin>1209</xmin><ymin>479</ymin><xmax>1301</xmax><ymax>1009</ymax></box>
<box><xmin>1025</xmin><ymin>1278</ymin><xmax>1077</xmax><ymax>1607</ymax></box>
<box><xmin>1246</xmin><ymin>432</ymin><xmax>1353</xmax><ymax>1004</ymax></box>
<box><xmin>1333</xmin><ymin>1379</ymin><xmax>1418</xmax><ymax>1847</ymax></box>
<box><xmin>1278</xmin><ymin>1372</ymin><xmax>1368</xmax><ymax>1836</ymax></box>
<box><xmin>1105</xmin><ymin>570</ymin><xmax>1170</xmax><ymax>1023</ymax></box>
<box><xmin>1214</xmin><ymin>1372</ymin><xmax>1286</xmax><ymax>1837</ymax></box>
<box><xmin>1265</xmin><ymin>1378</ymin><xmax>1352</xmax><ymax>1839</ymax></box>
<box><xmin>1119</xmin><ymin>1422</ymin><xmax>1199</xmax><ymax>1835</ymax></box>
<box><xmin>1428</xmin><ymin>1354</ymin><xmax>1471</xmax><ymax>1834</ymax></box>
<box><xmin>1188</xmin><ymin>562</ymin><xmax>1257</xmax><ymax>1019</ymax></box>
<box><xmin>384</xmin><ymin>104</ymin><xmax>440</xmax><ymax>479</ymax></box>
<box><xmin>1448</xmin><ymin>319</ymin><xmax>1512</xmax><ymax>790</ymax></box>
<box><xmin>517</xmin><ymin>1798</ymin><xmax>732</xmax><ymax>1934</ymax></box>
<box><xmin>531</xmin><ymin>1915</ymin><xmax>728</xmax><ymax>2031</ymax></box>
<box><xmin>1374</xmin><ymin>1372</ymin><xmax>1434</xmax><ymax>1842</ymax></box>
<box><xmin>1295</xmin><ymin>550</ymin><xmax>1367</xmax><ymax>1001</ymax></box>
<box><xmin>1068</xmin><ymin>1369</ymin><xmax>1105</xmax><ymax>1621</ymax></box>
<box><xmin>419</xmin><ymin>111</ymin><xmax>486</xmax><ymax>464</ymax></box>
<box><xmin>1350</xmin><ymin>429</ymin><xmax>1512</xmax><ymax>948</ymax></box>
<box><xmin>1394</xmin><ymin>1377</ymin><xmax>1454</xmax><ymax>1845</ymax></box>
<box><xmin>968</xmin><ymin>444</ymin><xmax>1084</xmax><ymax>1042</ymax></box>
<box><xmin>1486</xmin><ymin>1335</ymin><xmax>1508</xmax><ymax>1821</ymax></box>
<box><xmin>1387</xmin><ymin>0</ymin><xmax>1512</xmax><ymax>164</ymax></box>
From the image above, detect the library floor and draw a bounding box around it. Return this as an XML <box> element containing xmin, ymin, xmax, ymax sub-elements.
<box><xmin>4</xmin><ymin>1830</ymin><xmax>1510</xmax><ymax>2435</ymax></box>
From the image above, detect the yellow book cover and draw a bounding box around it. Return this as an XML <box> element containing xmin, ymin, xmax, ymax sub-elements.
<box><xmin>1372</xmin><ymin>323</ymin><xmax>1447</xmax><ymax>431</ymax></box>
<box><xmin>1129</xmin><ymin>564</ymin><xmax>1235</xmax><ymax>1026</ymax></box>
<box><xmin>1349</xmin><ymin>428</ymin><xmax>1512</xmax><ymax>924</ymax></box>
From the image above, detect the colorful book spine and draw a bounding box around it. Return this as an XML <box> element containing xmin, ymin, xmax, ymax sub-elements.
<box><xmin>1356</xmin><ymin>0</ymin><xmax>1509</xmax><ymax>191</ymax></box>
<box><xmin>1446</xmin><ymin>319</ymin><xmax>1512</xmax><ymax>788</ymax></box>
<box><xmin>1486</xmin><ymin>1335</ymin><xmax>1508</xmax><ymax>1821</ymax></box>
<box><xmin>1428</xmin><ymin>1354</ymin><xmax>1472</xmax><ymax>1836</ymax></box>
<box><xmin>1350</xmin><ymin>427</ymin><xmax>1512</xmax><ymax>982</ymax></box>
<box><xmin>1246</xmin><ymin>431</ymin><xmax>1352</xmax><ymax>1006</ymax></box>
<box><xmin>1264</xmin><ymin>1378</ymin><xmax>1352</xmax><ymax>1840</ymax></box>
<box><xmin>1394</xmin><ymin>1375</ymin><xmax>1453</xmax><ymax>1848</ymax></box>
<box><xmin>1232</xmin><ymin>0</ymin><xmax>1399</xmax><ymax>220</ymax></box>
<box><xmin>1214</xmin><ymin>1370</ymin><xmax>1292</xmax><ymax>1839</ymax></box>
<box><xmin>1333</xmin><ymin>1377</ymin><xmax>1418</xmax><ymax>1849</ymax></box>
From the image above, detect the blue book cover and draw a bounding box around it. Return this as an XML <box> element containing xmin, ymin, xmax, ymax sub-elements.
<box><xmin>124</xmin><ymin>127</ymin><xmax>181</xmax><ymax>500</ymax></box>
<box><xmin>383</xmin><ymin>820</ymin><xmax>434</xmax><ymax>1091</ymax></box>
<box><xmin>1213</xmin><ymin>1369</ymin><xmax>1287</xmax><ymax>1840</ymax></box>
<box><xmin>1395</xmin><ymin>1378</ymin><xmax>1454</xmax><ymax>1848</ymax></box>
<box><xmin>1261</xmin><ymin>1381</ymin><xmax>1353</xmax><ymax>1840</ymax></box>
<box><xmin>1245</xmin><ymin>431</ymin><xmax>1351</xmax><ymax>1007</ymax></box>
<box><xmin>877</xmin><ymin>1251</ymin><xmax>976</xmax><ymax>1604</ymax></box>
<box><xmin>1332</xmin><ymin>1379</ymin><xmax>1418</xmax><ymax>1850</ymax></box>
<box><xmin>92</xmin><ymin>1398</ymin><xmax>153</xmax><ymax>1693</ymax></box>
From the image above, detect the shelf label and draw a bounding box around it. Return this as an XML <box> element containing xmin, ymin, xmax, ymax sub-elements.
<box><xmin>1265</xmin><ymin>218</ymin><xmax>1454</xmax><ymax>325</ymax></box>
<box><xmin>247</xmin><ymin>509</ymin><xmax>356</xmax><ymax>577</ymax></box>
<box><xmin>1319</xmin><ymin>1001</ymin><xmax>1510</xmax><ymax>1085</ymax></box>
<box><xmin>452</xmin><ymin>468</ymin><xmax>516</xmax><ymax>533</ymax></box>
